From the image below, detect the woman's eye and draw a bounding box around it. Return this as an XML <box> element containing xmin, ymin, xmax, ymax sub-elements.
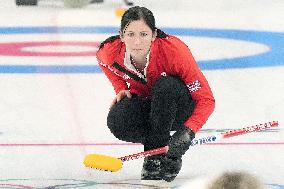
<box><xmin>127</xmin><ymin>33</ymin><xmax>134</xmax><ymax>37</ymax></box>
<box><xmin>141</xmin><ymin>33</ymin><xmax>148</xmax><ymax>37</ymax></box>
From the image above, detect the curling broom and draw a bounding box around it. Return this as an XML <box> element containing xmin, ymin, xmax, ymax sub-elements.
<box><xmin>83</xmin><ymin>121</ymin><xmax>278</xmax><ymax>172</ymax></box>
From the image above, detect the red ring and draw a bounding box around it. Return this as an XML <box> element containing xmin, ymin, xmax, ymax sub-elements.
<box><xmin>0</xmin><ymin>41</ymin><xmax>99</xmax><ymax>56</ymax></box>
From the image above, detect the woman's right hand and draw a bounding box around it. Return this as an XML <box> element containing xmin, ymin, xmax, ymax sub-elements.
<box><xmin>110</xmin><ymin>90</ymin><xmax>132</xmax><ymax>108</ymax></box>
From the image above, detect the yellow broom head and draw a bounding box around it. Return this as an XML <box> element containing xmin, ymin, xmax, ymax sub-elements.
<box><xmin>83</xmin><ymin>154</ymin><xmax>123</xmax><ymax>172</ymax></box>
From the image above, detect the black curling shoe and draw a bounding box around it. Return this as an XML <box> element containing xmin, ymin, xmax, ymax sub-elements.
<box><xmin>141</xmin><ymin>155</ymin><xmax>164</xmax><ymax>180</ymax></box>
<box><xmin>162</xmin><ymin>156</ymin><xmax>182</xmax><ymax>182</ymax></box>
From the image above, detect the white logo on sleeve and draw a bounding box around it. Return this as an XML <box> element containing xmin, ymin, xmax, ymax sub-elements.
<box><xmin>187</xmin><ymin>80</ymin><xmax>201</xmax><ymax>93</ymax></box>
<box><xmin>123</xmin><ymin>74</ymin><xmax>130</xmax><ymax>80</ymax></box>
<box><xmin>161</xmin><ymin>72</ymin><xmax>167</xmax><ymax>76</ymax></box>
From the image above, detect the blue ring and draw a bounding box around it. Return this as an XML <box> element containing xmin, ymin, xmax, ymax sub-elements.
<box><xmin>0</xmin><ymin>26</ymin><xmax>283</xmax><ymax>73</ymax></box>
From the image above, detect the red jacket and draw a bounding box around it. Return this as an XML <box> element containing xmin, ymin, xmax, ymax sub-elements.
<box><xmin>96</xmin><ymin>35</ymin><xmax>215</xmax><ymax>133</ymax></box>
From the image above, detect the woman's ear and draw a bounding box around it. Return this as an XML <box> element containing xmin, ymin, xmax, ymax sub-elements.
<box><xmin>151</xmin><ymin>29</ymin><xmax>157</xmax><ymax>42</ymax></box>
<box><xmin>119</xmin><ymin>31</ymin><xmax>124</xmax><ymax>42</ymax></box>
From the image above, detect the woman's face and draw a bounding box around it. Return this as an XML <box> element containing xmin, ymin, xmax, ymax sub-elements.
<box><xmin>120</xmin><ymin>19</ymin><xmax>156</xmax><ymax>59</ymax></box>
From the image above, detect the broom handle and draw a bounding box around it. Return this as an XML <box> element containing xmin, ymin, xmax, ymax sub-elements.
<box><xmin>119</xmin><ymin>121</ymin><xmax>278</xmax><ymax>162</ymax></box>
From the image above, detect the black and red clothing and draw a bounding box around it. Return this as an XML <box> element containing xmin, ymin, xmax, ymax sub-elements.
<box><xmin>97</xmin><ymin>34</ymin><xmax>215</xmax><ymax>133</ymax></box>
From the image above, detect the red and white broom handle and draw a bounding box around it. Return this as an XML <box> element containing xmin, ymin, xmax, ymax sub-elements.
<box><xmin>120</xmin><ymin>146</ymin><xmax>169</xmax><ymax>161</ymax></box>
<box><xmin>119</xmin><ymin>121</ymin><xmax>278</xmax><ymax>162</ymax></box>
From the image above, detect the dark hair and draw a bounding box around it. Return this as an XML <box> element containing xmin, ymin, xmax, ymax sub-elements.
<box><xmin>99</xmin><ymin>6</ymin><xmax>167</xmax><ymax>49</ymax></box>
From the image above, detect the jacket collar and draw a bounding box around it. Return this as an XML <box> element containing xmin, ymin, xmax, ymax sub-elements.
<box><xmin>123</xmin><ymin>50</ymin><xmax>150</xmax><ymax>79</ymax></box>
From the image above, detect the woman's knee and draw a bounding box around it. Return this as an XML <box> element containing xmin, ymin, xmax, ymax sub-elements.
<box><xmin>152</xmin><ymin>76</ymin><xmax>190</xmax><ymax>100</ymax></box>
<box><xmin>152</xmin><ymin>76</ymin><xmax>195</xmax><ymax>127</ymax></box>
<box><xmin>153</xmin><ymin>76</ymin><xmax>180</xmax><ymax>90</ymax></box>
<box><xmin>107</xmin><ymin>97</ymin><xmax>131</xmax><ymax>138</ymax></box>
<box><xmin>107</xmin><ymin>96</ymin><xmax>148</xmax><ymax>143</ymax></box>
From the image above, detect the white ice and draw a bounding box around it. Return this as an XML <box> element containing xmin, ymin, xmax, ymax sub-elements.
<box><xmin>0</xmin><ymin>0</ymin><xmax>283</xmax><ymax>188</ymax></box>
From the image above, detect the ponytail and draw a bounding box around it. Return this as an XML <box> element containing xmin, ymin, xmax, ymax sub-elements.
<box><xmin>156</xmin><ymin>28</ymin><xmax>167</xmax><ymax>38</ymax></box>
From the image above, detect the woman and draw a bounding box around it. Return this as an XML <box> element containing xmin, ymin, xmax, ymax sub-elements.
<box><xmin>96</xmin><ymin>6</ymin><xmax>215</xmax><ymax>182</ymax></box>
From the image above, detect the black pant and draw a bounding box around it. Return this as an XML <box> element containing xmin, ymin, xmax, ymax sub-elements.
<box><xmin>107</xmin><ymin>76</ymin><xmax>195</xmax><ymax>151</ymax></box>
